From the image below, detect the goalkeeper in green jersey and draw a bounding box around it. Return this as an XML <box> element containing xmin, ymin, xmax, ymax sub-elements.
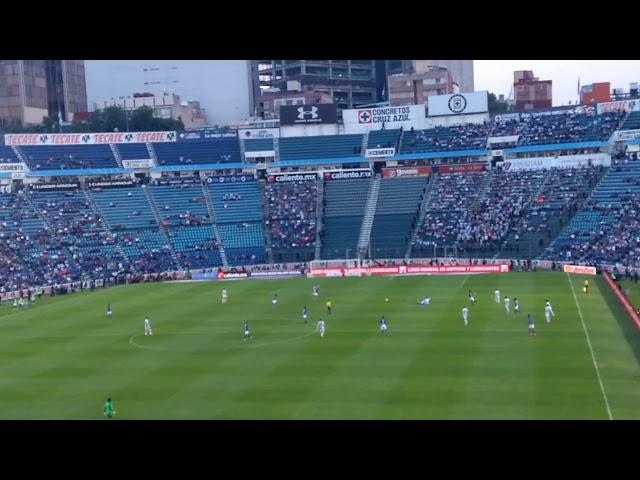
<box><xmin>103</xmin><ymin>398</ymin><xmax>116</xmax><ymax>419</ymax></box>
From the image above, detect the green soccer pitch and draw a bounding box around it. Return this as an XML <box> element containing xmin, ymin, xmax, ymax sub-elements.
<box><xmin>1</xmin><ymin>271</ymin><xmax>639</xmax><ymax>419</ymax></box>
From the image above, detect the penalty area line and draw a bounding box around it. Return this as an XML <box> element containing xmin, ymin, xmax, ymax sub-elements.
<box><xmin>567</xmin><ymin>273</ymin><xmax>613</xmax><ymax>420</ymax></box>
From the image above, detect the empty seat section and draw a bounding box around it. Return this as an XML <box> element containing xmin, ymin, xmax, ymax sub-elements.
<box><xmin>279</xmin><ymin>134</ymin><xmax>363</xmax><ymax>160</ymax></box>
<box><xmin>116</xmin><ymin>143</ymin><xmax>150</xmax><ymax>160</ymax></box>
<box><xmin>90</xmin><ymin>187</ymin><xmax>157</xmax><ymax>230</ymax></box>
<box><xmin>153</xmin><ymin>138</ymin><xmax>241</xmax><ymax>166</ymax></box>
<box><xmin>20</xmin><ymin>144</ymin><xmax>118</xmax><ymax>170</ymax></box>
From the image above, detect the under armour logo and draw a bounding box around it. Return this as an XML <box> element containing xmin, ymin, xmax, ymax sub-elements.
<box><xmin>297</xmin><ymin>106</ymin><xmax>318</xmax><ymax>120</ymax></box>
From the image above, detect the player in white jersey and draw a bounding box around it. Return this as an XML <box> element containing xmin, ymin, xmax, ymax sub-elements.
<box><xmin>545</xmin><ymin>305</ymin><xmax>554</xmax><ymax>323</ymax></box>
<box><xmin>107</xmin><ymin>304</ymin><xmax>112</xmax><ymax>318</ymax></box>
<box><xmin>418</xmin><ymin>297</ymin><xmax>431</xmax><ymax>305</ymax></box>
<box><xmin>462</xmin><ymin>306</ymin><xmax>469</xmax><ymax>326</ymax></box>
<box><xmin>504</xmin><ymin>296</ymin><xmax>510</xmax><ymax>313</ymax></box>
<box><xmin>221</xmin><ymin>289</ymin><xmax>228</xmax><ymax>304</ymax></box>
<box><xmin>312</xmin><ymin>285</ymin><xmax>320</xmax><ymax>299</ymax></box>
<box><xmin>494</xmin><ymin>289</ymin><xmax>501</xmax><ymax>304</ymax></box>
<box><xmin>468</xmin><ymin>290</ymin><xmax>476</xmax><ymax>304</ymax></box>
<box><xmin>13</xmin><ymin>298</ymin><xmax>18</xmax><ymax>308</ymax></box>
<box><xmin>302</xmin><ymin>306</ymin><xmax>308</xmax><ymax>323</ymax></box>
<box><xmin>272</xmin><ymin>294</ymin><xmax>278</xmax><ymax>305</ymax></box>
<box><xmin>514</xmin><ymin>298</ymin><xmax>520</xmax><ymax>314</ymax></box>
<box><xmin>545</xmin><ymin>300</ymin><xmax>554</xmax><ymax>316</ymax></box>
<box><xmin>144</xmin><ymin>317</ymin><xmax>153</xmax><ymax>336</ymax></box>
<box><xmin>317</xmin><ymin>319</ymin><xmax>326</xmax><ymax>338</ymax></box>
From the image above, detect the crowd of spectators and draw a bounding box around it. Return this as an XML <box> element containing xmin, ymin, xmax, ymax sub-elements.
<box><xmin>402</xmin><ymin>123</ymin><xmax>491</xmax><ymax>153</ymax></box>
<box><xmin>265</xmin><ymin>180</ymin><xmax>317</xmax><ymax>249</ymax></box>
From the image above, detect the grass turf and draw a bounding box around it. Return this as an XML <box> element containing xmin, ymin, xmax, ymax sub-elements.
<box><xmin>0</xmin><ymin>271</ymin><xmax>639</xmax><ymax>419</ymax></box>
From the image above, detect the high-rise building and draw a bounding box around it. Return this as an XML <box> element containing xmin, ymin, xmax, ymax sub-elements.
<box><xmin>255</xmin><ymin>60</ymin><xmax>378</xmax><ymax>112</ymax></box>
<box><xmin>387</xmin><ymin>67</ymin><xmax>454</xmax><ymax>106</ymax></box>
<box><xmin>0</xmin><ymin>60</ymin><xmax>87</xmax><ymax>128</ymax></box>
<box><xmin>513</xmin><ymin>70</ymin><xmax>552</xmax><ymax>110</ymax></box>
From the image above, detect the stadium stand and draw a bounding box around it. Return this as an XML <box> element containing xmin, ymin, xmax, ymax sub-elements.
<box><xmin>370</xmin><ymin>176</ymin><xmax>428</xmax><ymax>258</ymax></box>
<box><xmin>20</xmin><ymin>145</ymin><xmax>119</xmax><ymax>170</ymax></box>
<box><xmin>244</xmin><ymin>138</ymin><xmax>274</xmax><ymax>152</ymax></box>
<box><xmin>153</xmin><ymin>138</ymin><xmax>241</xmax><ymax>166</ymax></box>
<box><xmin>0</xmin><ymin>146</ymin><xmax>19</xmax><ymax>164</ymax></box>
<box><xmin>279</xmin><ymin>134</ymin><xmax>363</xmax><ymax>160</ymax></box>
<box><xmin>320</xmin><ymin>178</ymin><xmax>370</xmax><ymax>259</ymax></box>
<box><xmin>116</xmin><ymin>143</ymin><xmax>151</xmax><ymax>160</ymax></box>
<box><xmin>367</xmin><ymin>129</ymin><xmax>400</xmax><ymax>149</ymax></box>
<box><xmin>400</xmin><ymin>124</ymin><xmax>490</xmax><ymax>154</ymax></box>
<box><xmin>208</xmin><ymin>180</ymin><xmax>266</xmax><ymax>265</ymax></box>
<box><xmin>620</xmin><ymin>111</ymin><xmax>640</xmax><ymax>130</ymax></box>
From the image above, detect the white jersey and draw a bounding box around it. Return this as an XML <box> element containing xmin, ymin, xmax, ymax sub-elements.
<box><xmin>419</xmin><ymin>297</ymin><xmax>431</xmax><ymax>305</ymax></box>
<box><xmin>317</xmin><ymin>320</ymin><xmax>326</xmax><ymax>337</ymax></box>
<box><xmin>545</xmin><ymin>302</ymin><xmax>554</xmax><ymax>315</ymax></box>
<box><xmin>504</xmin><ymin>298</ymin><xmax>510</xmax><ymax>312</ymax></box>
<box><xmin>222</xmin><ymin>289</ymin><xmax>227</xmax><ymax>298</ymax></box>
<box><xmin>144</xmin><ymin>318</ymin><xmax>153</xmax><ymax>335</ymax></box>
<box><xmin>545</xmin><ymin>305</ymin><xmax>554</xmax><ymax>321</ymax></box>
<box><xmin>494</xmin><ymin>290</ymin><xmax>501</xmax><ymax>303</ymax></box>
<box><xmin>514</xmin><ymin>300</ymin><xmax>520</xmax><ymax>312</ymax></box>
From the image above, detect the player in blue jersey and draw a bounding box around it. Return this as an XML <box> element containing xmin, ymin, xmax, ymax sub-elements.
<box><xmin>106</xmin><ymin>304</ymin><xmax>112</xmax><ymax>318</ymax></box>
<box><xmin>302</xmin><ymin>306</ymin><xmax>308</xmax><ymax>323</ymax></box>
<box><xmin>528</xmin><ymin>314</ymin><xmax>536</xmax><ymax>337</ymax></box>
<box><xmin>380</xmin><ymin>316</ymin><xmax>388</xmax><ymax>334</ymax></box>
<box><xmin>468</xmin><ymin>290</ymin><xmax>476</xmax><ymax>304</ymax></box>
<box><xmin>243</xmin><ymin>321</ymin><xmax>252</xmax><ymax>341</ymax></box>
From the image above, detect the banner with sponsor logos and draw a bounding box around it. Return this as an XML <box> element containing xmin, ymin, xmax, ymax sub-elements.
<box><xmin>563</xmin><ymin>264</ymin><xmax>597</xmax><ymax>275</ymax></box>
<box><xmin>613</xmin><ymin>129</ymin><xmax>640</xmax><ymax>142</ymax></box>
<box><xmin>244</xmin><ymin>151</ymin><xmax>275</xmax><ymax>159</ymax></box>
<box><xmin>502</xmin><ymin>154</ymin><xmax>610</xmax><ymax>172</ymax></box>
<box><xmin>280</xmin><ymin>104</ymin><xmax>338</xmax><ymax>125</ymax></box>
<box><xmin>365</xmin><ymin>147</ymin><xmax>396</xmax><ymax>158</ymax></box>
<box><xmin>343</xmin><ymin>105</ymin><xmax>426</xmax><ymax>133</ymax></box>
<box><xmin>86</xmin><ymin>179</ymin><xmax>135</xmax><ymax>189</ymax></box>
<box><xmin>597</xmin><ymin>99</ymin><xmax>640</xmax><ymax>114</ymax></box>
<box><xmin>177</xmin><ymin>130</ymin><xmax>237</xmax><ymax>140</ymax></box>
<box><xmin>4</xmin><ymin>131</ymin><xmax>176</xmax><ymax>146</ymax></box>
<box><xmin>205</xmin><ymin>175</ymin><xmax>254</xmax><ymax>184</ymax></box>
<box><xmin>30</xmin><ymin>182</ymin><xmax>80</xmax><ymax>191</ymax></box>
<box><xmin>488</xmin><ymin>135</ymin><xmax>519</xmax><ymax>144</ymax></box>
<box><xmin>267</xmin><ymin>172</ymin><xmax>318</xmax><ymax>183</ymax></box>
<box><xmin>0</xmin><ymin>162</ymin><xmax>28</xmax><ymax>172</ymax></box>
<box><xmin>382</xmin><ymin>166</ymin><xmax>432</xmax><ymax>178</ymax></box>
<box><xmin>122</xmin><ymin>159</ymin><xmax>154</xmax><ymax>169</ymax></box>
<box><xmin>428</xmin><ymin>91</ymin><xmax>488</xmax><ymax>117</ymax></box>
<box><xmin>438</xmin><ymin>163</ymin><xmax>487</xmax><ymax>174</ymax></box>
<box><xmin>238</xmin><ymin>128</ymin><xmax>280</xmax><ymax>139</ymax></box>
<box><xmin>310</xmin><ymin>264</ymin><xmax>509</xmax><ymax>277</ymax></box>
<box><xmin>323</xmin><ymin>169</ymin><xmax>372</xmax><ymax>181</ymax></box>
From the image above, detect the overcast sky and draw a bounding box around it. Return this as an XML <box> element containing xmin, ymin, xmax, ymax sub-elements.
<box><xmin>475</xmin><ymin>60</ymin><xmax>640</xmax><ymax>106</ymax></box>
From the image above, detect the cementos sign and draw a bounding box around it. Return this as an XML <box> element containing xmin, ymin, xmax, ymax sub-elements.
<box><xmin>428</xmin><ymin>91</ymin><xmax>488</xmax><ymax>117</ymax></box>
<box><xmin>0</xmin><ymin>163</ymin><xmax>28</xmax><ymax>172</ymax></box>
<box><xmin>4</xmin><ymin>131</ymin><xmax>176</xmax><ymax>146</ymax></box>
<box><xmin>382</xmin><ymin>166</ymin><xmax>432</xmax><ymax>178</ymax></box>
<box><xmin>365</xmin><ymin>147</ymin><xmax>396</xmax><ymax>158</ymax></box>
<box><xmin>323</xmin><ymin>169</ymin><xmax>372</xmax><ymax>180</ymax></box>
<box><xmin>122</xmin><ymin>159</ymin><xmax>154</xmax><ymax>169</ymax></box>
<box><xmin>267</xmin><ymin>173</ymin><xmax>318</xmax><ymax>183</ymax></box>
<box><xmin>502</xmin><ymin>154</ymin><xmax>610</xmax><ymax>172</ymax></box>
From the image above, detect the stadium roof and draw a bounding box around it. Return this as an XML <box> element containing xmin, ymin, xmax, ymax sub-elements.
<box><xmin>27</xmin><ymin>168</ymin><xmax>135</xmax><ymax>177</ymax></box>
<box><xmin>503</xmin><ymin>141</ymin><xmax>609</xmax><ymax>154</ymax></box>
<box><xmin>151</xmin><ymin>163</ymin><xmax>255</xmax><ymax>173</ymax></box>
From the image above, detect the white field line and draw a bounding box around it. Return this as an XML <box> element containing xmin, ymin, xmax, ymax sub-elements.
<box><xmin>567</xmin><ymin>273</ymin><xmax>613</xmax><ymax>420</ymax></box>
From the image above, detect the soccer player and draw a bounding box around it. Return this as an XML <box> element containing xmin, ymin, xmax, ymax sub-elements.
<box><xmin>514</xmin><ymin>298</ymin><xmax>520</xmax><ymax>314</ymax></box>
<box><xmin>528</xmin><ymin>314</ymin><xmax>536</xmax><ymax>337</ymax></box>
<box><xmin>243</xmin><ymin>321</ymin><xmax>252</xmax><ymax>340</ymax></box>
<box><xmin>468</xmin><ymin>290</ymin><xmax>476</xmax><ymax>304</ymax></box>
<box><xmin>317</xmin><ymin>319</ymin><xmax>326</xmax><ymax>338</ymax></box>
<box><xmin>583</xmin><ymin>279</ymin><xmax>589</xmax><ymax>294</ymax></box>
<box><xmin>12</xmin><ymin>298</ymin><xmax>17</xmax><ymax>308</ymax></box>
<box><xmin>380</xmin><ymin>316</ymin><xmax>388</xmax><ymax>334</ymax></box>
<box><xmin>18</xmin><ymin>297</ymin><xmax>25</xmax><ymax>308</ymax></box>
<box><xmin>272</xmin><ymin>293</ymin><xmax>278</xmax><ymax>305</ymax></box>
<box><xmin>30</xmin><ymin>291</ymin><xmax>36</xmax><ymax>304</ymax></box>
<box><xmin>504</xmin><ymin>296</ymin><xmax>510</xmax><ymax>313</ymax></box>
<box><xmin>103</xmin><ymin>398</ymin><xmax>116</xmax><ymax>419</ymax></box>
<box><xmin>544</xmin><ymin>303</ymin><xmax>554</xmax><ymax>324</ymax></box>
<box><xmin>494</xmin><ymin>289</ymin><xmax>501</xmax><ymax>304</ymax></box>
<box><xmin>462</xmin><ymin>305</ymin><xmax>469</xmax><ymax>326</ymax></box>
<box><xmin>326</xmin><ymin>299</ymin><xmax>332</xmax><ymax>315</ymax></box>
<box><xmin>418</xmin><ymin>296</ymin><xmax>431</xmax><ymax>305</ymax></box>
<box><xmin>302</xmin><ymin>306</ymin><xmax>308</xmax><ymax>323</ymax></box>
<box><xmin>312</xmin><ymin>285</ymin><xmax>320</xmax><ymax>299</ymax></box>
<box><xmin>107</xmin><ymin>304</ymin><xmax>112</xmax><ymax>318</ymax></box>
<box><xmin>144</xmin><ymin>317</ymin><xmax>153</xmax><ymax>336</ymax></box>
<box><xmin>221</xmin><ymin>288</ymin><xmax>228</xmax><ymax>304</ymax></box>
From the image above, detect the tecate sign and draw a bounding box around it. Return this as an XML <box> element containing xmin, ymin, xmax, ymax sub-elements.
<box><xmin>428</xmin><ymin>91</ymin><xmax>489</xmax><ymax>117</ymax></box>
<box><xmin>4</xmin><ymin>131</ymin><xmax>176</xmax><ymax>146</ymax></box>
<box><xmin>365</xmin><ymin>148</ymin><xmax>396</xmax><ymax>158</ymax></box>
